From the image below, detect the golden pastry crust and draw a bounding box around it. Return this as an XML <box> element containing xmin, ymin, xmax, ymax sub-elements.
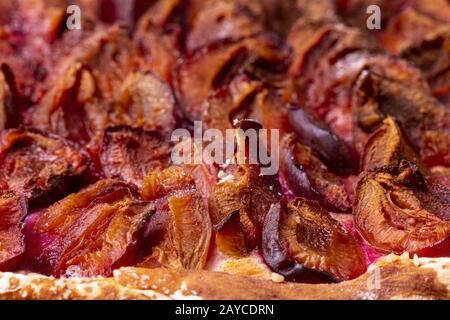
<box><xmin>0</xmin><ymin>255</ymin><xmax>448</xmax><ymax>300</ymax></box>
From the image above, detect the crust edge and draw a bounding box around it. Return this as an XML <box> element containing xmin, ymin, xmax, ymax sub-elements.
<box><xmin>0</xmin><ymin>255</ymin><xmax>448</xmax><ymax>300</ymax></box>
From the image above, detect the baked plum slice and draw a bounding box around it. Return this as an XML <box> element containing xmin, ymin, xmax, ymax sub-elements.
<box><xmin>42</xmin><ymin>24</ymin><xmax>134</xmax><ymax>102</ymax></box>
<box><xmin>355</xmin><ymin>162</ymin><xmax>450</xmax><ymax>254</ymax></box>
<box><xmin>31</xmin><ymin>63</ymin><xmax>110</xmax><ymax>145</ymax></box>
<box><xmin>251</xmin><ymin>86</ymin><xmax>293</xmax><ymax>136</ymax></box>
<box><xmin>401</xmin><ymin>31</ymin><xmax>450</xmax><ymax>99</ymax></box>
<box><xmin>116</xmin><ymin>72</ymin><xmax>177</xmax><ymax>134</ymax></box>
<box><xmin>32</xmin><ymin>25</ymin><xmax>135</xmax><ymax>145</ymax></box>
<box><xmin>133</xmin><ymin>0</ymin><xmax>182</xmax><ymax>83</ymax></box>
<box><xmin>361</xmin><ymin>116</ymin><xmax>427</xmax><ymax>172</ymax></box>
<box><xmin>352</xmin><ymin>70</ymin><xmax>450</xmax><ymax>167</ymax></box>
<box><xmin>208</xmin><ymin>165</ymin><xmax>280</xmax><ymax>256</ymax></box>
<box><xmin>202</xmin><ymin>75</ymin><xmax>293</xmax><ymax>138</ymax></box>
<box><xmin>0</xmin><ymin>128</ymin><xmax>88</xmax><ymax>207</ymax></box>
<box><xmin>163</xmin><ymin>136</ymin><xmax>219</xmax><ymax>198</ymax></box>
<box><xmin>141</xmin><ymin>166</ymin><xmax>197</xmax><ymax>201</ymax></box>
<box><xmin>33</xmin><ymin>68</ymin><xmax>177</xmax><ymax>146</ymax></box>
<box><xmin>356</xmin><ymin>1</ymin><xmax>450</xmax><ymax>99</ymax></box>
<box><xmin>100</xmin><ymin>126</ymin><xmax>172</xmax><ymax>187</ymax></box>
<box><xmin>286</xmin><ymin>19</ymin><xmax>377</xmax><ymax>147</ymax></box>
<box><xmin>175</xmin><ymin>34</ymin><xmax>289</xmax><ymax>121</ymax></box>
<box><xmin>186</xmin><ymin>0</ymin><xmax>267</xmax><ymax>52</ymax></box>
<box><xmin>262</xmin><ymin>199</ymin><xmax>366</xmax><ymax>283</ymax></box>
<box><xmin>140</xmin><ymin>166</ymin><xmax>212</xmax><ymax>269</ymax></box>
<box><xmin>0</xmin><ymin>191</ymin><xmax>27</xmax><ymax>271</ymax></box>
<box><xmin>280</xmin><ymin>134</ymin><xmax>351</xmax><ymax>212</ymax></box>
<box><xmin>27</xmin><ymin>179</ymin><xmax>153</xmax><ymax>277</ymax></box>
<box><xmin>202</xmin><ymin>75</ymin><xmax>262</xmax><ymax>131</ymax></box>
<box><xmin>287</xmin><ymin>16</ymin><xmax>429</xmax><ymax>149</ymax></box>
<box><xmin>289</xmin><ymin>108</ymin><xmax>353</xmax><ymax>175</ymax></box>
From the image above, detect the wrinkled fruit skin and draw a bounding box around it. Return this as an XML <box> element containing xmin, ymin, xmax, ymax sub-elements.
<box><xmin>289</xmin><ymin>108</ymin><xmax>353</xmax><ymax>175</ymax></box>
<box><xmin>31</xmin><ymin>25</ymin><xmax>136</xmax><ymax>145</ymax></box>
<box><xmin>209</xmin><ymin>165</ymin><xmax>280</xmax><ymax>255</ymax></box>
<box><xmin>355</xmin><ymin>162</ymin><xmax>450</xmax><ymax>254</ymax></box>
<box><xmin>0</xmin><ymin>128</ymin><xmax>89</xmax><ymax>208</ymax></box>
<box><xmin>141</xmin><ymin>166</ymin><xmax>212</xmax><ymax>270</ymax></box>
<box><xmin>263</xmin><ymin>199</ymin><xmax>365</xmax><ymax>282</ymax></box>
<box><xmin>352</xmin><ymin>70</ymin><xmax>450</xmax><ymax>167</ymax></box>
<box><xmin>361</xmin><ymin>116</ymin><xmax>426</xmax><ymax>172</ymax></box>
<box><xmin>186</xmin><ymin>0</ymin><xmax>267</xmax><ymax>52</ymax></box>
<box><xmin>175</xmin><ymin>34</ymin><xmax>289</xmax><ymax>121</ymax></box>
<box><xmin>280</xmin><ymin>134</ymin><xmax>351</xmax><ymax>212</ymax></box>
<box><xmin>25</xmin><ymin>179</ymin><xmax>153</xmax><ymax>277</ymax></box>
<box><xmin>202</xmin><ymin>75</ymin><xmax>263</xmax><ymax>131</ymax></box>
<box><xmin>100</xmin><ymin>125</ymin><xmax>172</xmax><ymax>187</ymax></box>
<box><xmin>0</xmin><ymin>191</ymin><xmax>27</xmax><ymax>271</ymax></box>
<box><xmin>117</xmin><ymin>72</ymin><xmax>177</xmax><ymax>134</ymax></box>
<box><xmin>133</xmin><ymin>0</ymin><xmax>182</xmax><ymax>83</ymax></box>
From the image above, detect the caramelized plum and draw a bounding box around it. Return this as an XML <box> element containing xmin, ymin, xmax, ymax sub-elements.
<box><xmin>141</xmin><ymin>166</ymin><xmax>212</xmax><ymax>269</ymax></box>
<box><xmin>44</xmin><ymin>24</ymin><xmax>135</xmax><ymax>101</ymax></box>
<box><xmin>401</xmin><ymin>30</ymin><xmax>450</xmax><ymax>99</ymax></box>
<box><xmin>141</xmin><ymin>166</ymin><xmax>196</xmax><ymax>201</ymax></box>
<box><xmin>0</xmin><ymin>40</ymin><xmax>36</xmax><ymax>102</ymax></box>
<box><xmin>262</xmin><ymin>200</ymin><xmax>365</xmax><ymax>282</ymax></box>
<box><xmin>117</xmin><ymin>72</ymin><xmax>177</xmax><ymax>133</ymax></box>
<box><xmin>352</xmin><ymin>70</ymin><xmax>450</xmax><ymax>166</ymax></box>
<box><xmin>287</xmin><ymin>16</ymin><xmax>427</xmax><ymax>149</ymax></box>
<box><xmin>208</xmin><ymin>165</ymin><xmax>280</xmax><ymax>254</ymax></box>
<box><xmin>182</xmin><ymin>161</ymin><xmax>218</xmax><ymax>200</ymax></box>
<box><xmin>354</xmin><ymin>162</ymin><xmax>450</xmax><ymax>254</ymax></box>
<box><xmin>0</xmin><ymin>128</ymin><xmax>88</xmax><ymax>207</ymax></box>
<box><xmin>0</xmin><ymin>0</ymin><xmax>72</xmax><ymax>97</ymax></box>
<box><xmin>30</xmin><ymin>179</ymin><xmax>153</xmax><ymax>277</ymax></box>
<box><xmin>34</xmin><ymin>68</ymin><xmax>176</xmax><ymax>146</ymax></box>
<box><xmin>0</xmin><ymin>191</ymin><xmax>27</xmax><ymax>271</ymax></box>
<box><xmin>250</xmin><ymin>86</ymin><xmax>293</xmax><ymax>136</ymax></box>
<box><xmin>144</xmin><ymin>0</ymin><xmax>182</xmax><ymax>27</ymax></box>
<box><xmin>361</xmin><ymin>117</ymin><xmax>426</xmax><ymax>172</ymax></box>
<box><xmin>187</xmin><ymin>0</ymin><xmax>267</xmax><ymax>52</ymax></box>
<box><xmin>32</xmin><ymin>25</ymin><xmax>136</xmax><ymax>144</ymax></box>
<box><xmin>361</xmin><ymin>1</ymin><xmax>450</xmax><ymax>99</ymax></box>
<box><xmin>289</xmin><ymin>108</ymin><xmax>352</xmax><ymax>174</ymax></box>
<box><xmin>336</xmin><ymin>0</ymin><xmax>450</xmax><ymax>51</ymax></box>
<box><xmin>133</xmin><ymin>1</ymin><xmax>182</xmax><ymax>83</ymax></box>
<box><xmin>175</xmin><ymin>43</ymin><xmax>246</xmax><ymax>121</ymax></box>
<box><xmin>163</xmin><ymin>192</ymin><xmax>211</xmax><ymax>269</ymax></box>
<box><xmin>100</xmin><ymin>126</ymin><xmax>172</xmax><ymax>187</ymax></box>
<box><xmin>214</xmin><ymin>211</ymin><xmax>247</xmax><ymax>257</ymax></box>
<box><xmin>31</xmin><ymin>63</ymin><xmax>109</xmax><ymax>145</ymax></box>
<box><xmin>164</xmin><ymin>136</ymin><xmax>219</xmax><ymax>199</ymax></box>
<box><xmin>203</xmin><ymin>75</ymin><xmax>262</xmax><ymax>131</ymax></box>
<box><xmin>175</xmin><ymin>35</ymin><xmax>290</xmax><ymax>120</ymax></box>
<box><xmin>287</xmin><ymin>19</ymin><xmax>375</xmax><ymax>78</ymax></box>
<box><xmin>202</xmin><ymin>76</ymin><xmax>292</xmax><ymax>138</ymax></box>
<box><xmin>376</xmin><ymin>7</ymin><xmax>443</xmax><ymax>54</ymax></box>
<box><xmin>280</xmin><ymin>134</ymin><xmax>351</xmax><ymax>212</ymax></box>
<box><xmin>259</xmin><ymin>0</ymin><xmax>300</xmax><ymax>35</ymax></box>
